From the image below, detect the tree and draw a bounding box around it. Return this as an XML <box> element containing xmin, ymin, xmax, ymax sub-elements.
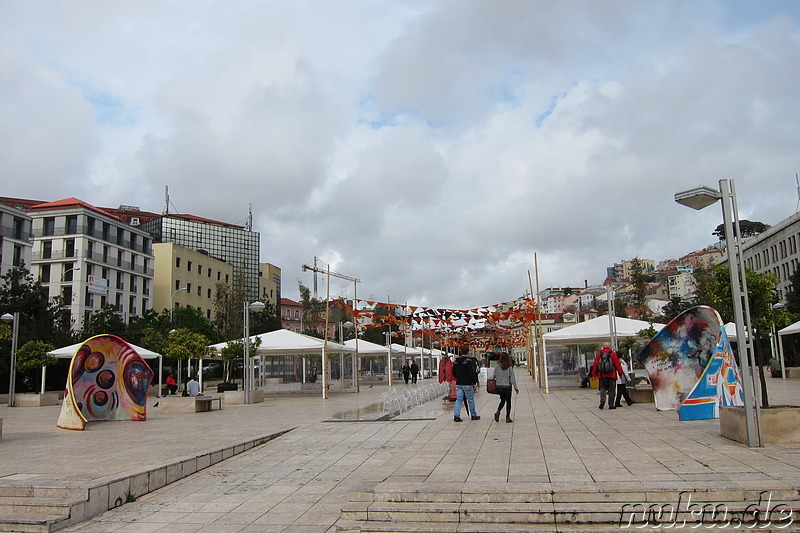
<box><xmin>164</xmin><ymin>328</ymin><xmax>210</xmax><ymax>381</ymax></box>
<box><xmin>629</xmin><ymin>258</ymin><xmax>650</xmax><ymax>320</ymax></box>
<box><xmin>785</xmin><ymin>267</ymin><xmax>800</xmax><ymax>315</ymax></box>
<box><xmin>218</xmin><ymin>336</ymin><xmax>261</xmax><ymax>383</ymax></box>
<box><xmin>712</xmin><ymin>220</ymin><xmax>770</xmax><ymax>241</ymax></box>
<box><xmin>661</xmin><ymin>296</ymin><xmax>696</xmax><ymax>323</ymax></box>
<box><xmin>694</xmin><ymin>264</ymin><xmax>780</xmax><ymax>407</ymax></box>
<box><xmin>299</xmin><ymin>282</ymin><xmax>327</xmax><ymax>338</ymax></box>
<box><xmin>81</xmin><ymin>305</ymin><xmax>128</xmax><ymax>338</ymax></box>
<box><xmin>15</xmin><ymin>340</ymin><xmax>57</xmax><ymax>392</ymax></box>
<box><xmin>249</xmin><ymin>300</ymin><xmax>282</xmax><ymax>336</ymax></box>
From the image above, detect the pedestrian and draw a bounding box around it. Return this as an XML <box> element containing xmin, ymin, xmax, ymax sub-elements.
<box><xmin>590</xmin><ymin>342</ymin><xmax>626</xmax><ymax>410</ymax></box>
<box><xmin>492</xmin><ymin>352</ymin><xmax>519</xmax><ymax>423</ymax></box>
<box><xmin>410</xmin><ymin>360</ymin><xmax>420</xmax><ymax>384</ymax></box>
<box><xmin>165</xmin><ymin>373</ymin><xmax>178</xmax><ymax>395</ymax></box>
<box><xmin>402</xmin><ymin>361</ymin><xmax>411</xmax><ymax>384</ymax></box>
<box><xmin>187</xmin><ymin>375</ymin><xmax>201</xmax><ymax>397</ymax></box>
<box><xmin>614</xmin><ymin>356</ymin><xmax>634</xmax><ymax>407</ymax></box>
<box><xmin>452</xmin><ymin>345</ymin><xmax>480</xmax><ymax>422</ymax></box>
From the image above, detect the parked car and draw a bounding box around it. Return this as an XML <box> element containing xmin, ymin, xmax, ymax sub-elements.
<box><xmin>203</xmin><ymin>362</ymin><xmax>221</xmax><ymax>373</ymax></box>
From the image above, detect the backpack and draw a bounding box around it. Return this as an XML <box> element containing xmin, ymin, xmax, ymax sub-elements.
<box><xmin>598</xmin><ymin>351</ymin><xmax>613</xmax><ymax>374</ymax></box>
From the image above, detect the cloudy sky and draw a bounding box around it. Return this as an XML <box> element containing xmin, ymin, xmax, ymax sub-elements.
<box><xmin>2</xmin><ymin>1</ymin><xmax>799</xmax><ymax>309</ymax></box>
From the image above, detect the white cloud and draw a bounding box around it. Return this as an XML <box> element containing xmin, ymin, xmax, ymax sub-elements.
<box><xmin>1</xmin><ymin>0</ymin><xmax>799</xmax><ymax>309</ymax></box>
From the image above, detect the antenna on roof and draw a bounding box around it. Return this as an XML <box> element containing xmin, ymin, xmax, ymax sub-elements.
<box><xmin>164</xmin><ymin>186</ymin><xmax>169</xmax><ymax>216</ymax></box>
<box><xmin>245</xmin><ymin>203</ymin><xmax>253</xmax><ymax>231</ymax></box>
<box><xmin>796</xmin><ymin>174</ymin><xmax>799</xmax><ymax>213</ymax></box>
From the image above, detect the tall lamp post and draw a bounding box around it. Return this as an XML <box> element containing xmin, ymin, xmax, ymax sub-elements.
<box><xmin>170</xmin><ymin>287</ymin><xmax>187</xmax><ymax>324</ymax></box>
<box><xmin>243</xmin><ymin>300</ymin><xmax>265</xmax><ymax>404</ymax></box>
<box><xmin>2</xmin><ymin>312</ymin><xmax>19</xmax><ymax>407</ymax></box>
<box><xmin>675</xmin><ymin>179</ymin><xmax>762</xmax><ymax>447</ymax></box>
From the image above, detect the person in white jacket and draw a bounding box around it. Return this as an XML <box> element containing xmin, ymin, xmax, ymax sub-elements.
<box><xmin>614</xmin><ymin>357</ymin><xmax>634</xmax><ymax>407</ymax></box>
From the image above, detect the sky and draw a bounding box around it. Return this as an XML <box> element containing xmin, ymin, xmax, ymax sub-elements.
<box><xmin>2</xmin><ymin>1</ymin><xmax>800</xmax><ymax>310</ymax></box>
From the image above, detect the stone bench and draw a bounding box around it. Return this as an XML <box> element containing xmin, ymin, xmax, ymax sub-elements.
<box><xmin>161</xmin><ymin>395</ymin><xmax>222</xmax><ymax>413</ymax></box>
<box><xmin>628</xmin><ymin>387</ymin><xmax>654</xmax><ymax>403</ymax></box>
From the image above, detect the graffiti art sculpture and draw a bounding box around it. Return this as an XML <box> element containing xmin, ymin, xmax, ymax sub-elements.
<box><xmin>637</xmin><ymin>306</ymin><xmax>744</xmax><ymax>420</ymax></box>
<box><xmin>57</xmin><ymin>335</ymin><xmax>154</xmax><ymax>430</ymax></box>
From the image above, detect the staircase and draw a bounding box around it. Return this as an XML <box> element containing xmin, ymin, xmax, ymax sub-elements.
<box><xmin>336</xmin><ymin>486</ymin><xmax>800</xmax><ymax>532</ymax></box>
<box><xmin>0</xmin><ymin>484</ymin><xmax>88</xmax><ymax>533</ymax></box>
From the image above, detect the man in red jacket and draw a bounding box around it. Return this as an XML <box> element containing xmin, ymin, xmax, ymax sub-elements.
<box><xmin>591</xmin><ymin>342</ymin><xmax>627</xmax><ymax>410</ymax></box>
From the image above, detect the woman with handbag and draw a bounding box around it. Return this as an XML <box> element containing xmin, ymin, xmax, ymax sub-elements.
<box><xmin>492</xmin><ymin>353</ymin><xmax>519</xmax><ymax>423</ymax></box>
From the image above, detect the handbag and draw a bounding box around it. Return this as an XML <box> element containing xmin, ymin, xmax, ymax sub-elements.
<box><xmin>486</xmin><ymin>378</ymin><xmax>498</xmax><ymax>394</ymax></box>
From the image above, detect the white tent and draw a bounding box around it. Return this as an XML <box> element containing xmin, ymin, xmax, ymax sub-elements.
<box><xmin>209</xmin><ymin>328</ymin><xmax>353</xmax><ymax>355</ymax></box>
<box><xmin>723</xmin><ymin>322</ymin><xmax>750</xmax><ymax>342</ymax></box>
<box><xmin>775</xmin><ymin>320</ymin><xmax>800</xmax><ymax>379</ymax></box>
<box><xmin>391</xmin><ymin>343</ymin><xmax>422</xmax><ymax>356</ymax></box>
<box><xmin>778</xmin><ymin>320</ymin><xmax>800</xmax><ymax>337</ymax></box>
<box><xmin>542</xmin><ymin>315</ymin><xmax>663</xmax><ymax>347</ymax></box>
<box><xmin>343</xmin><ymin>338</ymin><xmax>401</xmax><ymax>354</ymax></box>
<box><xmin>48</xmin><ymin>341</ymin><xmax>164</xmax><ymax>396</ymax></box>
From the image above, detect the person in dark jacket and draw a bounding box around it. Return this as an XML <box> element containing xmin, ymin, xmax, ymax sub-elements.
<box><xmin>590</xmin><ymin>342</ymin><xmax>627</xmax><ymax>410</ymax></box>
<box><xmin>452</xmin><ymin>345</ymin><xmax>480</xmax><ymax>422</ymax></box>
<box><xmin>410</xmin><ymin>360</ymin><xmax>420</xmax><ymax>384</ymax></box>
<box><xmin>401</xmin><ymin>361</ymin><xmax>411</xmax><ymax>384</ymax></box>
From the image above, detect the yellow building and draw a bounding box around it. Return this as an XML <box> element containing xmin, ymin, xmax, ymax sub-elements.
<box><xmin>259</xmin><ymin>263</ymin><xmax>281</xmax><ymax>307</ymax></box>
<box><xmin>152</xmin><ymin>242</ymin><xmax>233</xmax><ymax>321</ymax></box>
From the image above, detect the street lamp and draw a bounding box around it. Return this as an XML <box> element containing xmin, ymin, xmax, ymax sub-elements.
<box><xmin>243</xmin><ymin>300</ymin><xmax>265</xmax><ymax>404</ymax></box>
<box><xmin>170</xmin><ymin>287</ymin><xmax>188</xmax><ymax>324</ymax></box>
<box><xmin>2</xmin><ymin>312</ymin><xmax>19</xmax><ymax>407</ymax></box>
<box><xmin>675</xmin><ymin>178</ymin><xmax>762</xmax><ymax>447</ymax></box>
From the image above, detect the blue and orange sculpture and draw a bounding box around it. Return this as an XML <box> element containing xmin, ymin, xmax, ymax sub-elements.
<box><xmin>637</xmin><ymin>306</ymin><xmax>743</xmax><ymax>420</ymax></box>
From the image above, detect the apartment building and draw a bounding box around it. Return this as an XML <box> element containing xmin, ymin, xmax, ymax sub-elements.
<box><xmin>0</xmin><ymin>202</ymin><xmax>33</xmax><ymax>276</ymax></box>
<box><xmin>27</xmin><ymin>198</ymin><xmax>155</xmax><ymax>331</ymax></box>
<box><xmin>152</xmin><ymin>242</ymin><xmax>233</xmax><ymax>321</ymax></box>
<box><xmin>280</xmin><ymin>298</ymin><xmax>303</xmax><ymax>332</ymax></box>
<box><xmin>741</xmin><ymin>210</ymin><xmax>800</xmax><ymax>302</ymax></box>
<box><xmin>259</xmin><ymin>263</ymin><xmax>281</xmax><ymax>308</ymax></box>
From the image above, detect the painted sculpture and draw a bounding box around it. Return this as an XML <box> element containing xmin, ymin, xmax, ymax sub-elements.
<box><xmin>637</xmin><ymin>306</ymin><xmax>743</xmax><ymax>420</ymax></box>
<box><xmin>57</xmin><ymin>335</ymin><xmax>154</xmax><ymax>430</ymax></box>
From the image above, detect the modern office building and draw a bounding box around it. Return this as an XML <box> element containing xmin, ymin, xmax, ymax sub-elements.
<box><xmin>152</xmin><ymin>242</ymin><xmax>234</xmax><ymax>321</ymax></box>
<box><xmin>0</xmin><ymin>202</ymin><xmax>33</xmax><ymax>277</ymax></box>
<box><xmin>741</xmin><ymin>210</ymin><xmax>800</xmax><ymax>303</ymax></box>
<box><xmin>259</xmin><ymin>263</ymin><xmax>281</xmax><ymax>308</ymax></box>
<box><xmin>138</xmin><ymin>214</ymin><xmax>260</xmax><ymax>303</ymax></box>
<box><xmin>26</xmin><ymin>198</ymin><xmax>155</xmax><ymax>331</ymax></box>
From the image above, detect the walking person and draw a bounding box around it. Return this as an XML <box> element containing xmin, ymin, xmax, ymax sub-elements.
<box><xmin>401</xmin><ymin>361</ymin><xmax>411</xmax><ymax>384</ymax></box>
<box><xmin>410</xmin><ymin>360</ymin><xmax>420</xmax><ymax>384</ymax></box>
<box><xmin>591</xmin><ymin>342</ymin><xmax>626</xmax><ymax>410</ymax></box>
<box><xmin>493</xmin><ymin>352</ymin><xmax>519</xmax><ymax>423</ymax></box>
<box><xmin>452</xmin><ymin>345</ymin><xmax>480</xmax><ymax>422</ymax></box>
<box><xmin>614</xmin><ymin>356</ymin><xmax>634</xmax><ymax>407</ymax></box>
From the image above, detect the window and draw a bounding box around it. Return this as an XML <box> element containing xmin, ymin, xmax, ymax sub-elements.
<box><xmin>198</xmin><ymin>264</ymin><xmax>202</xmax><ymax>274</ymax></box>
<box><xmin>176</xmin><ymin>257</ymin><xmax>181</xmax><ymax>268</ymax></box>
<box><xmin>187</xmin><ymin>283</ymin><xmax>192</xmax><ymax>293</ymax></box>
<box><xmin>12</xmin><ymin>244</ymin><xmax>21</xmax><ymax>266</ymax></box>
<box><xmin>217</xmin><ymin>272</ymin><xmax>221</xmax><ymax>280</ymax></box>
<box><xmin>188</xmin><ymin>261</ymin><xmax>193</xmax><ymax>272</ymax></box>
<box><xmin>12</xmin><ymin>217</ymin><xmax>23</xmax><ymax>239</ymax></box>
<box><xmin>207</xmin><ymin>288</ymin><xmax>212</xmax><ymax>298</ymax></box>
<box><xmin>63</xmin><ymin>264</ymin><xmax>77</xmax><ymax>282</ymax></box>
<box><xmin>197</xmin><ymin>285</ymin><xmax>202</xmax><ymax>296</ymax></box>
<box><xmin>175</xmin><ymin>280</ymin><xmax>181</xmax><ymax>291</ymax></box>
<box><xmin>66</xmin><ymin>215</ymin><xmax>78</xmax><ymax>234</ymax></box>
<box><xmin>65</xmin><ymin>239</ymin><xmax>75</xmax><ymax>258</ymax></box>
<box><xmin>43</xmin><ymin>217</ymin><xmax>55</xmax><ymax>236</ymax></box>
<box><xmin>294</xmin><ymin>310</ymin><xmax>299</xmax><ymax>320</ymax></box>
<box><xmin>40</xmin><ymin>264</ymin><xmax>51</xmax><ymax>283</ymax></box>
<box><xmin>208</xmin><ymin>268</ymin><xmax>212</xmax><ymax>278</ymax></box>
<box><xmin>42</xmin><ymin>241</ymin><xmax>52</xmax><ymax>259</ymax></box>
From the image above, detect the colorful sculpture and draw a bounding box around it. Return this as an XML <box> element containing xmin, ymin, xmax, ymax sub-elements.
<box><xmin>57</xmin><ymin>335</ymin><xmax>154</xmax><ymax>431</ymax></box>
<box><xmin>637</xmin><ymin>306</ymin><xmax>743</xmax><ymax>419</ymax></box>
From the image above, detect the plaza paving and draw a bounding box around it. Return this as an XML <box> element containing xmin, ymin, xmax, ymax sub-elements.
<box><xmin>0</xmin><ymin>370</ymin><xmax>798</xmax><ymax>532</ymax></box>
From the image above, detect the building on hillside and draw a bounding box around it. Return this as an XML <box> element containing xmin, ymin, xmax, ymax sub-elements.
<box><xmin>0</xmin><ymin>202</ymin><xmax>33</xmax><ymax>276</ymax></box>
<box><xmin>679</xmin><ymin>248</ymin><xmax>725</xmax><ymax>270</ymax></box>
<box><xmin>668</xmin><ymin>271</ymin><xmax>696</xmax><ymax>300</ymax></box>
<box><xmin>611</xmin><ymin>258</ymin><xmax>656</xmax><ymax>280</ymax></box>
<box><xmin>26</xmin><ymin>198</ymin><xmax>155</xmax><ymax>331</ymax></box>
<box><xmin>740</xmin><ymin>210</ymin><xmax>800</xmax><ymax>302</ymax></box>
<box><xmin>137</xmin><ymin>213</ymin><xmax>260</xmax><ymax>302</ymax></box>
<box><xmin>152</xmin><ymin>242</ymin><xmax>233</xmax><ymax>322</ymax></box>
<box><xmin>259</xmin><ymin>263</ymin><xmax>281</xmax><ymax>308</ymax></box>
<box><xmin>281</xmin><ymin>298</ymin><xmax>303</xmax><ymax>332</ymax></box>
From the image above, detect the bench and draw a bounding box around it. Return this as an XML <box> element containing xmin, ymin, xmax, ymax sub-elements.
<box><xmin>161</xmin><ymin>395</ymin><xmax>222</xmax><ymax>413</ymax></box>
<box><xmin>194</xmin><ymin>395</ymin><xmax>222</xmax><ymax>412</ymax></box>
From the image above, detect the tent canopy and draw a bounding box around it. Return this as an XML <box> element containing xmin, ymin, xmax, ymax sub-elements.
<box><xmin>343</xmin><ymin>338</ymin><xmax>395</xmax><ymax>354</ymax></box>
<box><xmin>778</xmin><ymin>319</ymin><xmax>800</xmax><ymax>337</ymax></box>
<box><xmin>209</xmin><ymin>328</ymin><xmax>353</xmax><ymax>355</ymax></box>
<box><xmin>391</xmin><ymin>343</ymin><xmax>422</xmax><ymax>356</ymax></box>
<box><xmin>542</xmin><ymin>315</ymin><xmax>663</xmax><ymax>347</ymax></box>
<box><xmin>49</xmin><ymin>341</ymin><xmax>162</xmax><ymax>359</ymax></box>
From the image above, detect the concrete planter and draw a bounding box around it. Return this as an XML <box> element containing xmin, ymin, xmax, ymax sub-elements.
<box><xmin>15</xmin><ymin>392</ymin><xmax>60</xmax><ymax>407</ymax></box>
<box><xmin>223</xmin><ymin>389</ymin><xmax>264</xmax><ymax>404</ymax></box>
<box><xmin>720</xmin><ymin>405</ymin><xmax>800</xmax><ymax>444</ymax></box>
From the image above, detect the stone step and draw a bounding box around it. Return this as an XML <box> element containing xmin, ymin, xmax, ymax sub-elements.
<box><xmin>0</xmin><ymin>496</ymin><xmax>79</xmax><ymax>516</ymax></box>
<box><xmin>342</xmin><ymin>497</ymin><xmax>800</xmax><ymax>527</ymax></box>
<box><xmin>0</xmin><ymin>512</ymin><xmax>68</xmax><ymax>533</ymax></box>
<box><xmin>335</xmin><ymin>519</ymin><xmax>637</xmax><ymax>532</ymax></box>
<box><xmin>0</xmin><ymin>485</ymin><xmax>84</xmax><ymax>500</ymax></box>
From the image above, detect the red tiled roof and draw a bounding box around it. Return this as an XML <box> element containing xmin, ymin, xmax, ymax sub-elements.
<box><xmin>0</xmin><ymin>197</ymin><xmax>47</xmax><ymax>210</ymax></box>
<box><xmin>280</xmin><ymin>298</ymin><xmax>301</xmax><ymax>306</ymax></box>
<box><xmin>28</xmin><ymin>197</ymin><xmax>123</xmax><ymax>221</ymax></box>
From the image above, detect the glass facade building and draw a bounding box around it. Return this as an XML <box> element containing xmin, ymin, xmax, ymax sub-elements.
<box><xmin>140</xmin><ymin>215</ymin><xmax>260</xmax><ymax>302</ymax></box>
